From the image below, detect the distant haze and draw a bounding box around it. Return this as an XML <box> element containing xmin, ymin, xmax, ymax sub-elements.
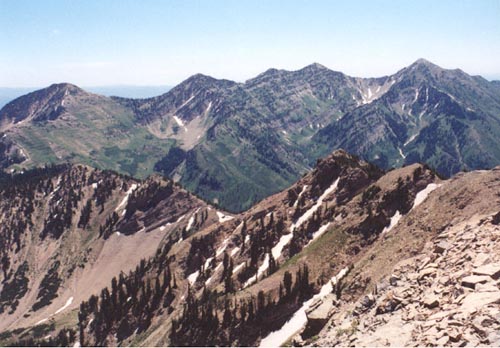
<box><xmin>0</xmin><ymin>86</ymin><xmax>171</xmax><ymax>108</ymax></box>
<box><xmin>85</xmin><ymin>85</ymin><xmax>171</xmax><ymax>99</ymax></box>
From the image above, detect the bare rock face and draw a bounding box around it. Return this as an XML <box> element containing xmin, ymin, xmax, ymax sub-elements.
<box><xmin>313</xmin><ymin>167</ymin><xmax>500</xmax><ymax>347</ymax></box>
<box><xmin>304</xmin><ymin>294</ymin><xmax>337</xmax><ymax>338</ymax></box>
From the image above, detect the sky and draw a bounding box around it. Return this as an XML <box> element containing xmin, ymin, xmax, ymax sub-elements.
<box><xmin>1</xmin><ymin>0</ymin><xmax>499</xmax><ymax>87</ymax></box>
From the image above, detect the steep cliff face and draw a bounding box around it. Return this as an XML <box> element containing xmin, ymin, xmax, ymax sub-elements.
<box><xmin>0</xmin><ymin>164</ymin><xmax>215</xmax><ymax>336</ymax></box>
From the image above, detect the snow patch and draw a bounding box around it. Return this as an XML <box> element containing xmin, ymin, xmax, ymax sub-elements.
<box><xmin>176</xmin><ymin>214</ymin><xmax>186</xmax><ymax>222</ymax></box>
<box><xmin>260</xmin><ymin>267</ymin><xmax>349</xmax><ymax>347</ymax></box>
<box><xmin>230</xmin><ymin>247</ymin><xmax>240</xmax><ymax>256</ymax></box>
<box><xmin>35</xmin><ymin>318</ymin><xmax>49</xmax><ymax>325</ymax></box>
<box><xmin>186</xmin><ymin>215</ymin><xmax>195</xmax><ymax>231</ymax></box>
<box><xmin>404</xmin><ymin>133</ymin><xmax>418</xmax><ymax>146</ymax></box>
<box><xmin>178</xmin><ymin>95</ymin><xmax>194</xmax><ymax>109</ymax></box>
<box><xmin>306</xmin><ymin>223</ymin><xmax>331</xmax><ymax>247</ymax></box>
<box><xmin>216</xmin><ymin>237</ymin><xmax>230</xmax><ymax>257</ymax></box>
<box><xmin>115</xmin><ymin>183</ymin><xmax>137</xmax><ymax>212</ymax></box>
<box><xmin>55</xmin><ymin>297</ymin><xmax>73</xmax><ymax>315</ymax></box>
<box><xmin>244</xmin><ymin>231</ymin><xmax>295</xmax><ymax>287</ymax></box>
<box><xmin>293</xmin><ymin>185</ymin><xmax>308</xmax><ymax>208</ymax></box>
<box><xmin>233</xmin><ymin>262</ymin><xmax>245</xmax><ymax>274</ymax></box>
<box><xmin>205</xmin><ymin>263</ymin><xmax>223</xmax><ymax>285</ymax></box>
<box><xmin>244</xmin><ymin>254</ymin><xmax>269</xmax><ymax>288</ymax></box>
<box><xmin>173</xmin><ymin>116</ymin><xmax>188</xmax><ymax>132</ymax></box>
<box><xmin>187</xmin><ymin>270</ymin><xmax>200</xmax><ymax>285</ymax></box>
<box><xmin>204</xmin><ymin>257</ymin><xmax>214</xmax><ymax>270</ymax></box>
<box><xmin>412</xmin><ymin>183</ymin><xmax>441</xmax><ymax>209</ymax></box>
<box><xmin>272</xmin><ymin>233</ymin><xmax>293</xmax><ymax>260</ymax></box>
<box><xmin>216</xmin><ymin>211</ymin><xmax>234</xmax><ymax>223</ymax></box>
<box><xmin>382</xmin><ymin>211</ymin><xmax>402</xmax><ymax>234</ymax></box>
<box><xmin>398</xmin><ymin>147</ymin><xmax>406</xmax><ymax>159</ymax></box>
<box><xmin>291</xmin><ymin>178</ymin><xmax>339</xmax><ymax>232</ymax></box>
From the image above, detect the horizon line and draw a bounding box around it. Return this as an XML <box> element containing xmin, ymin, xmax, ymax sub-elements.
<box><xmin>2</xmin><ymin>59</ymin><xmax>500</xmax><ymax>89</ymax></box>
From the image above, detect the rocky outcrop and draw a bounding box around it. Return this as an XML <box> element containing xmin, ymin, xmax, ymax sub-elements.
<box><xmin>304</xmin><ymin>294</ymin><xmax>337</xmax><ymax>337</ymax></box>
<box><xmin>315</xmin><ymin>213</ymin><xmax>500</xmax><ymax>347</ymax></box>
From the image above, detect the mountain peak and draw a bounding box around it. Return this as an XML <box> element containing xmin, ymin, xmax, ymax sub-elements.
<box><xmin>179</xmin><ymin>73</ymin><xmax>236</xmax><ymax>90</ymax></box>
<box><xmin>46</xmin><ymin>82</ymin><xmax>85</xmax><ymax>94</ymax></box>
<box><xmin>302</xmin><ymin>62</ymin><xmax>329</xmax><ymax>71</ymax></box>
<box><xmin>408</xmin><ymin>58</ymin><xmax>442</xmax><ymax>71</ymax></box>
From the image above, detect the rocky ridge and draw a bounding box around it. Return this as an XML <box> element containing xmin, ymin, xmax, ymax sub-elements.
<box><xmin>0</xmin><ymin>152</ymin><xmax>499</xmax><ymax>347</ymax></box>
<box><xmin>313</xmin><ymin>214</ymin><xmax>500</xmax><ymax>347</ymax></box>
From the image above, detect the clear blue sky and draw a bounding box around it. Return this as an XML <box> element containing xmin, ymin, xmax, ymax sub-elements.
<box><xmin>1</xmin><ymin>0</ymin><xmax>499</xmax><ymax>87</ymax></box>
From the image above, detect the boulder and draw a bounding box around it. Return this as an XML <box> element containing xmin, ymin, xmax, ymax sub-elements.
<box><xmin>435</xmin><ymin>335</ymin><xmax>449</xmax><ymax>346</ymax></box>
<box><xmin>376</xmin><ymin>293</ymin><xmax>402</xmax><ymax>314</ymax></box>
<box><xmin>448</xmin><ymin>329</ymin><xmax>462</xmax><ymax>342</ymax></box>
<box><xmin>460</xmin><ymin>291</ymin><xmax>500</xmax><ymax>313</ymax></box>
<box><xmin>422</xmin><ymin>294</ymin><xmax>440</xmax><ymax>309</ymax></box>
<box><xmin>434</xmin><ymin>240</ymin><xmax>452</xmax><ymax>254</ymax></box>
<box><xmin>389</xmin><ymin>274</ymin><xmax>400</xmax><ymax>286</ymax></box>
<box><xmin>492</xmin><ymin>211</ymin><xmax>500</xmax><ymax>225</ymax></box>
<box><xmin>418</xmin><ymin>267</ymin><xmax>437</xmax><ymax>280</ymax></box>
<box><xmin>360</xmin><ymin>294</ymin><xmax>375</xmax><ymax>309</ymax></box>
<box><xmin>461</xmin><ymin>275</ymin><xmax>491</xmax><ymax>289</ymax></box>
<box><xmin>473</xmin><ymin>263</ymin><xmax>500</xmax><ymax>280</ymax></box>
<box><xmin>475</xmin><ymin>282</ymin><xmax>499</xmax><ymax>292</ymax></box>
<box><xmin>304</xmin><ymin>294</ymin><xmax>336</xmax><ymax>338</ymax></box>
<box><xmin>473</xmin><ymin>253</ymin><xmax>491</xmax><ymax>267</ymax></box>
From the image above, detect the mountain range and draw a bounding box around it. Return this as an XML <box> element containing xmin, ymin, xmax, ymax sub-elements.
<box><xmin>0</xmin><ymin>150</ymin><xmax>499</xmax><ymax>346</ymax></box>
<box><xmin>1</xmin><ymin>59</ymin><xmax>500</xmax><ymax>213</ymax></box>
